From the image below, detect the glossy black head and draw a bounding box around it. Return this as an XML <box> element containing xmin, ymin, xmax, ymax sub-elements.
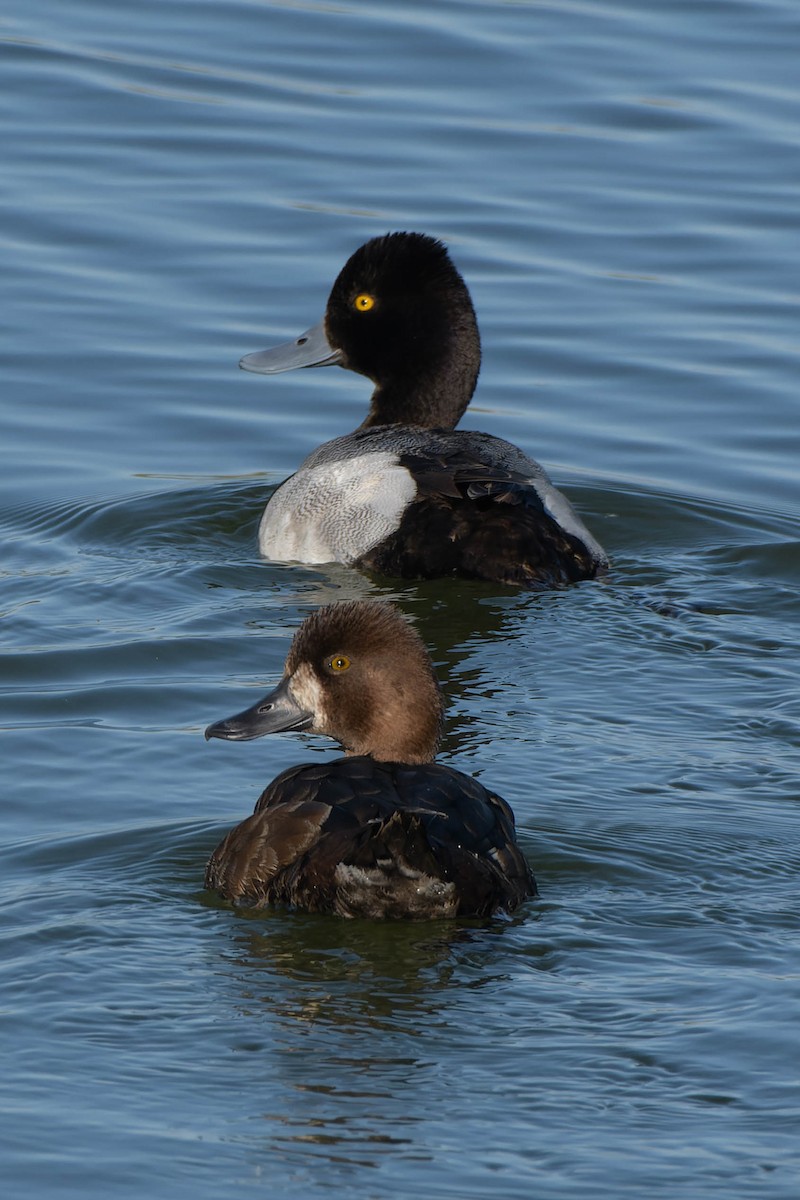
<box><xmin>325</xmin><ymin>233</ymin><xmax>481</xmax><ymax>429</ymax></box>
<box><xmin>240</xmin><ymin>234</ymin><xmax>482</xmax><ymax>430</ymax></box>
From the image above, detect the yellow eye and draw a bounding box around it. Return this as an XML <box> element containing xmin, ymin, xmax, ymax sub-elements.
<box><xmin>353</xmin><ymin>293</ymin><xmax>375</xmax><ymax>312</ymax></box>
<box><xmin>329</xmin><ymin>655</ymin><xmax>351</xmax><ymax>673</ymax></box>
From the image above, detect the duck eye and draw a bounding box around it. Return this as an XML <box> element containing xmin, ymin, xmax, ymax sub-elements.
<box><xmin>353</xmin><ymin>293</ymin><xmax>375</xmax><ymax>312</ymax></box>
<box><xmin>329</xmin><ymin>655</ymin><xmax>351</xmax><ymax>673</ymax></box>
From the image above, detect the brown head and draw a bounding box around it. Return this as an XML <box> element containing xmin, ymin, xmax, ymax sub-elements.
<box><xmin>205</xmin><ymin>600</ymin><xmax>443</xmax><ymax>764</ymax></box>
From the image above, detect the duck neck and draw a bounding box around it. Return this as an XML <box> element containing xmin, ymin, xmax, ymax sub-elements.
<box><xmin>350</xmin><ymin>732</ymin><xmax>438</xmax><ymax>766</ymax></box>
<box><xmin>342</xmin><ymin>678</ymin><xmax>443</xmax><ymax>765</ymax></box>
<box><xmin>359</xmin><ymin>341</ymin><xmax>480</xmax><ymax>431</ymax></box>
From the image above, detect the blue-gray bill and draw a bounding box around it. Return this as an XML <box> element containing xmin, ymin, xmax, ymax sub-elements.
<box><xmin>239</xmin><ymin>319</ymin><xmax>343</xmax><ymax>374</ymax></box>
<box><xmin>205</xmin><ymin>675</ymin><xmax>313</xmax><ymax>741</ymax></box>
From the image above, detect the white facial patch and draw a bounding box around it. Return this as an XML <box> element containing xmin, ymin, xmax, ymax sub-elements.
<box><xmin>259</xmin><ymin>452</ymin><xmax>417</xmax><ymax>564</ymax></box>
<box><xmin>288</xmin><ymin>662</ymin><xmax>327</xmax><ymax>729</ymax></box>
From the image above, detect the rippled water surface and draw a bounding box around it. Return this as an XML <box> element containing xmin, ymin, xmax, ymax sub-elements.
<box><xmin>2</xmin><ymin>1</ymin><xmax>799</xmax><ymax>1196</ymax></box>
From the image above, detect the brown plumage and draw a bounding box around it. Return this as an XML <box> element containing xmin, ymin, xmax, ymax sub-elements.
<box><xmin>204</xmin><ymin>600</ymin><xmax>536</xmax><ymax>919</ymax></box>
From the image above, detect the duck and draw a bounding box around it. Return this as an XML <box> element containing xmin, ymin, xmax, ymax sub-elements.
<box><xmin>204</xmin><ymin>600</ymin><xmax>536</xmax><ymax>919</ymax></box>
<box><xmin>240</xmin><ymin>231</ymin><xmax>607</xmax><ymax>589</ymax></box>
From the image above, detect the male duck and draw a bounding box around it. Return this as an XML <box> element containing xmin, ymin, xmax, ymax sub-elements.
<box><xmin>241</xmin><ymin>232</ymin><xmax>607</xmax><ymax>589</ymax></box>
<box><xmin>204</xmin><ymin>600</ymin><xmax>536</xmax><ymax>918</ymax></box>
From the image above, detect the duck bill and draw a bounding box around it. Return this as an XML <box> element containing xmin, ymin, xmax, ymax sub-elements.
<box><xmin>239</xmin><ymin>319</ymin><xmax>343</xmax><ymax>374</ymax></box>
<box><xmin>204</xmin><ymin>676</ymin><xmax>313</xmax><ymax>742</ymax></box>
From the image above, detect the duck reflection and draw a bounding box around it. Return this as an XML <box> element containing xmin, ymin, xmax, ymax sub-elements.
<box><xmin>199</xmin><ymin>906</ymin><xmax>540</xmax><ymax>1173</ymax></box>
<box><xmin>209</xmin><ymin>903</ymin><xmax>533</xmax><ymax>1030</ymax></box>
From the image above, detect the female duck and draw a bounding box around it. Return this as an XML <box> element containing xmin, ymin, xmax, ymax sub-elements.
<box><xmin>241</xmin><ymin>232</ymin><xmax>607</xmax><ymax>589</ymax></box>
<box><xmin>204</xmin><ymin>600</ymin><xmax>536</xmax><ymax>918</ymax></box>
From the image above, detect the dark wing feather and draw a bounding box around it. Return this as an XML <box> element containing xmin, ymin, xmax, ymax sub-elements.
<box><xmin>358</xmin><ymin>449</ymin><xmax>602</xmax><ymax>588</ymax></box>
<box><xmin>205</xmin><ymin>758</ymin><xmax>536</xmax><ymax>918</ymax></box>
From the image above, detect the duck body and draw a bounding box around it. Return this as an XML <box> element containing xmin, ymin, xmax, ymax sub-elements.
<box><xmin>260</xmin><ymin>425</ymin><xmax>604</xmax><ymax>588</ymax></box>
<box><xmin>204</xmin><ymin>600</ymin><xmax>536</xmax><ymax>919</ymax></box>
<box><xmin>242</xmin><ymin>232</ymin><xmax>607</xmax><ymax>589</ymax></box>
<box><xmin>206</xmin><ymin>756</ymin><xmax>532</xmax><ymax>919</ymax></box>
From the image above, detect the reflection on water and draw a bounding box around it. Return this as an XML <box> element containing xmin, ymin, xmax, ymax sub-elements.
<box><xmin>202</xmin><ymin>909</ymin><xmax>541</xmax><ymax>1171</ymax></box>
<box><xmin>221</xmin><ymin>910</ymin><xmax>529</xmax><ymax>1021</ymax></box>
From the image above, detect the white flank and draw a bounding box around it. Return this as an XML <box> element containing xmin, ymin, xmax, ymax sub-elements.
<box><xmin>259</xmin><ymin>453</ymin><xmax>416</xmax><ymax>564</ymax></box>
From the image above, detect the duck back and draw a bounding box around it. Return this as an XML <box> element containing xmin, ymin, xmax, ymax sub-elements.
<box><xmin>206</xmin><ymin>756</ymin><xmax>536</xmax><ymax>919</ymax></box>
<box><xmin>259</xmin><ymin>426</ymin><xmax>606</xmax><ymax>586</ymax></box>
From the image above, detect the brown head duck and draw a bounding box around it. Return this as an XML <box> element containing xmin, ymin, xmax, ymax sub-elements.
<box><xmin>240</xmin><ymin>232</ymin><xmax>607</xmax><ymax>589</ymax></box>
<box><xmin>204</xmin><ymin>600</ymin><xmax>536</xmax><ymax>919</ymax></box>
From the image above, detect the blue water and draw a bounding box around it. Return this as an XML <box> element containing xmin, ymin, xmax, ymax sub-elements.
<box><xmin>2</xmin><ymin>1</ymin><xmax>799</xmax><ymax>1196</ymax></box>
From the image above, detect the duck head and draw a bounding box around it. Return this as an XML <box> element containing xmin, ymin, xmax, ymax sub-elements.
<box><xmin>239</xmin><ymin>232</ymin><xmax>481</xmax><ymax>430</ymax></box>
<box><xmin>205</xmin><ymin>600</ymin><xmax>444</xmax><ymax>764</ymax></box>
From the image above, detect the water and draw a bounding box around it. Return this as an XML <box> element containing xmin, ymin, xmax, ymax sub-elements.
<box><xmin>2</xmin><ymin>0</ymin><xmax>799</xmax><ymax>1196</ymax></box>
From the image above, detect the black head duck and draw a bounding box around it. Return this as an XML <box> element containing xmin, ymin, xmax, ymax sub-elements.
<box><xmin>205</xmin><ymin>600</ymin><xmax>536</xmax><ymax>919</ymax></box>
<box><xmin>240</xmin><ymin>232</ymin><xmax>607</xmax><ymax>589</ymax></box>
